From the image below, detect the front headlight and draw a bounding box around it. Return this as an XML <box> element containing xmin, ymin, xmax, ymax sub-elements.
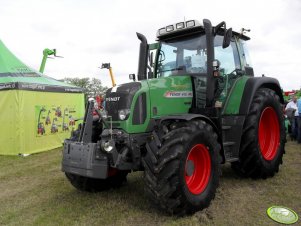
<box><xmin>103</xmin><ymin>141</ymin><xmax>114</xmax><ymax>152</ymax></box>
<box><xmin>118</xmin><ymin>109</ymin><xmax>130</xmax><ymax>120</ymax></box>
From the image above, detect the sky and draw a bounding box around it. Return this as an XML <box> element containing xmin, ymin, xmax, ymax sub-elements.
<box><xmin>0</xmin><ymin>0</ymin><xmax>300</xmax><ymax>90</ymax></box>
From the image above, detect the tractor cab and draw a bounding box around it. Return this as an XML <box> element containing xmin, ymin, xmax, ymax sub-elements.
<box><xmin>140</xmin><ymin>19</ymin><xmax>254</xmax><ymax>108</ymax></box>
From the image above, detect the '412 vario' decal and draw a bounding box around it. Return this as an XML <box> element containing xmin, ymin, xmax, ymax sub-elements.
<box><xmin>164</xmin><ymin>91</ymin><xmax>193</xmax><ymax>98</ymax></box>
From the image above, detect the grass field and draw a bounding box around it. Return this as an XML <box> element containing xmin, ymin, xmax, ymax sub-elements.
<box><xmin>0</xmin><ymin>141</ymin><xmax>300</xmax><ymax>226</ymax></box>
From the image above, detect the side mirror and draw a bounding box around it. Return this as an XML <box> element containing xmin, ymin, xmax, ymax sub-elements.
<box><xmin>222</xmin><ymin>28</ymin><xmax>232</xmax><ymax>48</ymax></box>
<box><xmin>129</xmin><ymin>73</ymin><xmax>136</xmax><ymax>81</ymax></box>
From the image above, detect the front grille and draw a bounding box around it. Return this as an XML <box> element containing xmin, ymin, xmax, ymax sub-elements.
<box><xmin>105</xmin><ymin>82</ymin><xmax>141</xmax><ymax>121</ymax></box>
<box><xmin>106</xmin><ymin>101</ymin><xmax>119</xmax><ymax>121</ymax></box>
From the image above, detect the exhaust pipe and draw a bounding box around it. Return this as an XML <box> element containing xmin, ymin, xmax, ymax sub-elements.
<box><xmin>136</xmin><ymin>32</ymin><xmax>148</xmax><ymax>81</ymax></box>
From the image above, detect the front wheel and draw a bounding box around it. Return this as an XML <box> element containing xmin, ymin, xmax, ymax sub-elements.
<box><xmin>232</xmin><ymin>88</ymin><xmax>285</xmax><ymax>178</ymax></box>
<box><xmin>142</xmin><ymin>120</ymin><xmax>221</xmax><ymax>215</ymax></box>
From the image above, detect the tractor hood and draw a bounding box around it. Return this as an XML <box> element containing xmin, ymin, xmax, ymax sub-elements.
<box><xmin>105</xmin><ymin>82</ymin><xmax>141</xmax><ymax>121</ymax></box>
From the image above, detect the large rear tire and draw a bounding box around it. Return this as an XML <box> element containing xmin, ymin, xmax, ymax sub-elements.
<box><xmin>65</xmin><ymin>170</ymin><xmax>128</xmax><ymax>192</ymax></box>
<box><xmin>142</xmin><ymin>120</ymin><xmax>220</xmax><ymax>215</ymax></box>
<box><xmin>232</xmin><ymin>88</ymin><xmax>285</xmax><ymax>178</ymax></box>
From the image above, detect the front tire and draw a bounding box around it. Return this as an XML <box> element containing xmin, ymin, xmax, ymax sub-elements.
<box><xmin>142</xmin><ymin>120</ymin><xmax>220</xmax><ymax>215</ymax></box>
<box><xmin>232</xmin><ymin>88</ymin><xmax>285</xmax><ymax>178</ymax></box>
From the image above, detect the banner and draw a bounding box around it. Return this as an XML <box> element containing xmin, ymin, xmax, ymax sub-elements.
<box><xmin>0</xmin><ymin>90</ymin><xmax>84</xmax><ymax>155</ymax></box>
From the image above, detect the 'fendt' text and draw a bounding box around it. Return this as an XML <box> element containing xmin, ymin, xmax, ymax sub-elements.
<box><xmin>106</xmin><ymin>97</ymin><xmax>120</xmax><ymax>102</ymax></box>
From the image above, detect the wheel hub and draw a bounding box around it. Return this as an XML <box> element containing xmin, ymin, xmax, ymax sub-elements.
<box><xmin>185</xmin><ymin>144</ymin><xmax>211</xmax><ymax>195</ymax></box>
<box><xmin>186</xmin><ymin>160</ymin><xmax>195</xmax><ymax>176</ymax></box>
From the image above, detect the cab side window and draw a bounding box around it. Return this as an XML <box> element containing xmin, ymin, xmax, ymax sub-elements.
<box><xmin>214</xmin><ymin>36</ymin><xmax>241</xmax><ymax>75</ymax></box>
<box><xmin>214</xmin><ymin>36</ymin><xmax>241</xmax><ymax>104</ymax></box>
<box><xmin>241</xmin><ymin>40</ymin><xmax>253</xmax><ymax>67</ymax></box>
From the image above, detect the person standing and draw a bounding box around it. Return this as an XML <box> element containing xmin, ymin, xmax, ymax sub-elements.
<box><xmin>285</xmin><ymin>96</ymin><xmax>298</xmax><ymax>140</ymax></box>
<box><xmin>297</xmin><ymin>96</ymin><xmax>301</xmax><ymax>143</ymax></box>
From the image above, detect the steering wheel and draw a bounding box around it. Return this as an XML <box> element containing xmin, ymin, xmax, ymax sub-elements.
<box><xmin>228</xmin><ymin>69</ymin><xmax>238</xmax><ymax>75</ymax></box>
<box><xmin>227</xmin><ymin>69</ymin><xmax>241</xmax><ymax>80</ymax></box>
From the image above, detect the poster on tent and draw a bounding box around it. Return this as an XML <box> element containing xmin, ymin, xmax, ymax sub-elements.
<box><xmin>35</xmin><ymin>105</ymin><xmax>80</xmax><ymax>137</ymax></box>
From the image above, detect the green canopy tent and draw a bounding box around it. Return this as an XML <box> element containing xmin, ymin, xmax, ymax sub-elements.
<box><xmin>0</xmin><ymin>39</ymin><xmax>85</xmax><ymax>155</ymax></box>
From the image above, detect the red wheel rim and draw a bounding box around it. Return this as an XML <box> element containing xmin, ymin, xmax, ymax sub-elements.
<box><xmin>258</xmin><ymin>107</ymin><xmax>280</xmax><ymax>161</ymax></box>
<box><xmin>185</xmin><ymin>144</ymin><xmax>211</xmax><ymax>195</ymax></box>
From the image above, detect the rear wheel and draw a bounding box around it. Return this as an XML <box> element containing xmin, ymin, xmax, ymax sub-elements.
<box><xmin>65</xmin><ymin>170</ymin><xmax>128</xmax><ymax>192</ymax></box>
<box><xmin>142</xmin><ymin>120</ymin><xmax>220</xmax><ymax>215</ymax></box>
<box><xmin>232</xmin><ymin>88</ymin><xmax>285</xmax><ymax>178</ymax></box>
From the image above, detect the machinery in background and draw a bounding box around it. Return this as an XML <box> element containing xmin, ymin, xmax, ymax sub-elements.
<box><xmin>39</xmin><ymin>48</ymin><xmax>63</xmax><ymax>73</ymax></box>
<box><xmin>100</xmin><ymin>63</ymin><xmax>116</xmax><ymax>87</ymax></box>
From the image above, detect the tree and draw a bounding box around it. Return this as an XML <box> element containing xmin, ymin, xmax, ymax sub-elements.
<box><xmin>88</xmin><ymin>78</ymin><xmax>108</xmax><ymax>97</ymax></box>
<box><xmin>64</xmin><ymin>77</ymin><xmax>108</xmax><ymax>99</ymax></box>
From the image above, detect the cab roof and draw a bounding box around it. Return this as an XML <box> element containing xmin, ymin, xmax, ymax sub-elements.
<box><xmin>157</xmin><ymin>19</ymin><xmax>250</xmax><ymax>41</ymax></box>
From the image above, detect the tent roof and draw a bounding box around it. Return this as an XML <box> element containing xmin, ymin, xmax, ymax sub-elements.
<box><xmin>0</xmin><ymin>40</ymin><xmax>36</xmax><ymax>75</ymax></box>
<box><xmin>0</xmin><ymin>39</ymin><xmax>82</xmax><ymax>93</ymax></box>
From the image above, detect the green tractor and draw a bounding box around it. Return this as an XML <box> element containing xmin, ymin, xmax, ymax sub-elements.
<box><xmin>62</xmin><ymin>19</ymin><xmax>285</xmax><ymax>215</ymax></box>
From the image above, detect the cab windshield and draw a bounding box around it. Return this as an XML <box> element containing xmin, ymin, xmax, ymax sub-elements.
<box><xmin>157</xmin><ymin>34</ymin><xmax>207</xmax><ymax>77</ymax></box>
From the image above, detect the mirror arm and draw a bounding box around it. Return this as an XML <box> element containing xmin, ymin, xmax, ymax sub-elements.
<box><xmin>214</xmin><ymin>21</ymin><xmax>226</xmax><ymax>36</ymax></box>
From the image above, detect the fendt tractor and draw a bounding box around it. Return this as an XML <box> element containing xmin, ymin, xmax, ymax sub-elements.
<box><xmin>62</xmin><ymin>19</ymin><xmax>285</xmax><ymax>215</ymax></box>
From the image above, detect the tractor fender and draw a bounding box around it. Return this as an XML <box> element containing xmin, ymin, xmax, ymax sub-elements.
<box><xmin>159</xmin><ymin>114</ymin><xmax>219</xmax><ymax>133</ymax></box>
<box><xmin>159</xmin><ymin>114</ymin><xmax>224</xmax><ymax>162</ymax></box>
<box><xmin>239</xmin><ymin>77</ymin><xmax>284</xmax><ymax>115</ymax></box>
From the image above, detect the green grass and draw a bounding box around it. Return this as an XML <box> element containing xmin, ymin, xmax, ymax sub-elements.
<box><xmin>0</xmin><ymin>142</ymin><xmax>300</xmax><ymax>226</ymax></box>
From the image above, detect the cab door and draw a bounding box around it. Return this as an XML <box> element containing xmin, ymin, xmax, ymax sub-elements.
<box><xmin>214</xmin><ymin>35</ymin><xmax>242</xmax><ymax>106</ymax></box>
